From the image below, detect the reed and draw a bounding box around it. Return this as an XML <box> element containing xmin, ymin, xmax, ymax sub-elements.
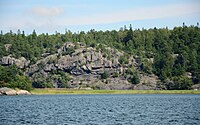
<box><xmin>31</xmin><ymin>89</ymin><xmax>200</xmax><ymax>95</ymax></box>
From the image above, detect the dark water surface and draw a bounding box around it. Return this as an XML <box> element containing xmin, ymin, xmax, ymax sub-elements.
<box><xmin>0</xmin><ymin>94</ymin><xmax>200</xmax><ymax>125</ymax></box>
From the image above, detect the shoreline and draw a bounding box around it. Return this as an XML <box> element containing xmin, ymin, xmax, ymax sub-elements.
<box><xmin>30</xmin><ymin>89</ymin><xmax>200</xmax><ymax>95</ymax></box>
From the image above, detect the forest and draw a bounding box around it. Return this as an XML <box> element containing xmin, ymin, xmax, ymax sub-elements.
<box><xmin>0</xmin><ymin>24</ymin><xmax>199</xmax><ymax>90</ymax></box>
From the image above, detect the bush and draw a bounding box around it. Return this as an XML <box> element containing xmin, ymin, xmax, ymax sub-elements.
<box><xmin>32</xmin><ymin>82</ymin><xmax>53</xmax><ymax>88</ymax></box>
<box><xmin>89</xmin><ymin>43</ymin><xmax>96</xmax><ymax>47</ymax></box>
<box><xmin>101</xmin><ymin>71</ymin><xmax>109</xmax><ymax>79</ymax></box>
<box><xmin>140</xmin><ymin>59</ymin><xmax>153</xmax><ymax>74</ymax></box>
<box><xmin>119</xmin><ymin>55</ymin><xmax>129</xmax><ymax>65</ymax></box>
<box><xmin>128</xmin><ymin>72</ymin><xmax>140</xmax><ymax>84</ymax></box>
<box><xmin>63</xmin><ymin>47</ymin><xmax>75</xmax><ymax>55</ymax></box>
<box><xmin>166</xmin><ymin>76</ymin><xmax>192</xmax><ymax>90</ymax></box>
<box><xmin>125</xmin><ymin>67</ymin><xmax>140</xmax><ymax>84</ymax></box>
<box><xmin>112</xmin><ymin>72</ymin><xmax>119</xmax><ymax>78</ymax></box>
<box><xmin>0</xmin><ymin>65</ymin><xmax>32</xmax><ymax>91</ymax></box>
<box><xmin>10</xmin><ymin>75</ymin><xmax>32</xmax><ymax>91</ymax></box>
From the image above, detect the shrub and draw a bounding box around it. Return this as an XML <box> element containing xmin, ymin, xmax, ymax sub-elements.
<box><xmin>63</xmin><ymin>47</ymin><xmax>75</xmax><ymax>55</ymax></box>
<box><xmin>112</xmin><ymin>72</ymin><xmax>119</xmax><ymax>78</ymax></box>
<box><xmin>166</xmin><ymin>76</ymin><xmax>192</xmax><ymax>90</ymax></box>
<box><xmin>32</xmin><ymin>82</ymin><xmax>53</xmax><ymax>88</ymax></box>
<box><xmin>101</xmin><ymin>71</ymin><xmax>109</xmax><ymax>79</ymax></box>
<box><xmin>0</xmin><ymin>65</ymin><xmax>32</xmax><ymax>91</ymax></box>
<box><xmin>125</xmin><ymin>67</ymin><xmax>140</xmax><ymax>84</ymax></box>
<box><xmin>140</xmin><ymin>59</ymin><xmax>153</xmax><ymax>74</ymax></box>
<box><xmin>119</xmin><ymin>55</ymin><xmax>129</xmax><ymax>65</ymax></box>
<box><xmin>128</xmin><ymin>72</ymin><xmax>140</xmax><ymax>84</ymax></box>
<box><xmin>10</xmin><ymin>75</ymin><xmax>32</xmax><ymax>91</ymax></box>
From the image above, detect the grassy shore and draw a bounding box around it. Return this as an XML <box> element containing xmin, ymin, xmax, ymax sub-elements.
<box><xmin>30</xmin><ymin>89</ymin><xmax>200</xmax><ymax>95</ymax></box>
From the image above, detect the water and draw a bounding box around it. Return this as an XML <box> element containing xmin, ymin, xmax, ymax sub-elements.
<box><xmin>0</xmin><ymin>94</ymin><xmax>200</xmax><ymax>125</ymax></box>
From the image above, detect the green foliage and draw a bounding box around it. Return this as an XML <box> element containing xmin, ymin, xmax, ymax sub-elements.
<box><xmin>166</xmin><ymin>76</ymin><xmax>192</xmax><ymax>90</ymax></box>
<box><xmin>172</xmin><ymin>54</ymin><xmax>186</xmax><ymax>76</ymax></box>
<box><xmin>32</xmin><ymin>82</ymin><xmax>53</xmax><ymax>88</ymax></box>
<box><xmin>0</xmin><ymin>65</ymin><xmax>32</xmax><ymax>91</ymax></box>
<box><xmin>32</xmin><ymin>70</ymin><xmax>71</xmax><ymax>88</ymax></box>
<box><xmin>112</xmin><ymin>72</ymin><xmax>119</xmax><ymax>78</ymax></box>
<box><xmin>63</xmin><ymin>47</ymin><xmax>75</xmax><ymax>55</ymax></box>
<box><xmin>101</xmin><ymin>71</ymin><xmax>110</xmax><ymax>79</ymax></box>
<box><xmin>153</xmin><ymin>51</ymin><xmax>173</xmax><ymax>81</ymax></box>
<box><xmin>47</xmin><ymin>56</ymin><xmax>57</xmax><ymax>64</ymax></box>
<box><xmin>0</xmin><ymin>24</ymin><xmax>199</xmax><ymax>89</ymax></box>
<box><xmin>10</xmin><ymin>75</ymin><xmax>32</xmax><ymax>91</ymax></box>
<box><xmin>119</xmin><ymin>55</ymin><xmax>129</xmax><ymax>65</ymax></box>
<box><xmin>129</xmin><ymin>73</ymin><xmax>140</xmax><ymax>84</ymax></box>
<box><xmin>56</xmin><ymin>71</ymin><xmax>71</xmax><ymax>88</ymax></box>
<box><xmin>0</xmin><ymin>65</ymin><xmax>19</xmax><ymax>84</ymax></box>
<box><xmin>37</xmin><ymin>62</ymin><xmax>46</xmax><ymax>70</ymax></box>
<box><xmin>126</xmin><ymin>67</ymin><xmax>140</xmax><ymax>84</ymax></box>
<box><xmin>140</xmin><ymin>59</ymin><xmax>153</xmax><ymax>74</ymax></box>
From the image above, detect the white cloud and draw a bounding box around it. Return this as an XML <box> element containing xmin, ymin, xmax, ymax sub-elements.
<box><xmin>29</xmin><ymin>6</ymin><xmax>63</xmax><ymax>17</ymax></box>
<box><xmin>63</xmin><ymin>3</ymin><xmax>200</xmax><ymax>25</ymax></box>
<box><xmin>1</xmin><ymin>3</ymin><xmax>200</xmax><ymax>34</ymax></box>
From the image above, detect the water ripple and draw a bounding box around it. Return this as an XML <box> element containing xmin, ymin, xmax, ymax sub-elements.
<box><xmin>0</xmin><ymin>94</ymin><xmax>200</xmax><ymax>125</ymax></box>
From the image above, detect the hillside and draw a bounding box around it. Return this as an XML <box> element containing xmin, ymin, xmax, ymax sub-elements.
<box><xmin>0</xmin><ymin>25</ymin><xmax>200</xmax><ymax>90</ymax></box>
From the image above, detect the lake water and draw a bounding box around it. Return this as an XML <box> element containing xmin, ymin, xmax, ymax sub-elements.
<box><xmin>0</xmin><ymin>94</ymin><xmax>200</xmax><ymax>125</ymax></box>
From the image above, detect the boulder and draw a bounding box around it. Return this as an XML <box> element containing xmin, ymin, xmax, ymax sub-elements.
<box><xmin>140</xmin><ymin>74</ymin><xmax>158</xmax><ymax>84</ymax></box>
<box><xmin>103</xmin><ymin>59</ymin><xmax>112</xmax><ymax>68</ymax></box>
<box><xmin>81</xmin><ymin>65</ymin><xmax>91</xmax><ymax>73</ymax></box>
<box><xmin>112</xmin><ymin>58</ymin><xmax>119</xmax><ymax>68</ymax></box>
<box><xmin>44</xmin><ymin>64</ymin><xmax>55</xmax><ymax>72</ymax></box>
<box><xmin>16</xmin><ymin>90</ymin><xmax>31</xmax><ymax>95</ymax></box>
<box><xmin>0</xmin><ymin>87</ymin><xmax>31</xmax><ymax>95</ymax></box>
<box><xmin>5</xmin><ymin>90</ymin><xmax>17</xmax><ymax>95</ymax></box>
<box><xmin>91</xmin><ymin>61</ymin><xmax>103</xmax><ymax>69</ymax></box>
<box><xmin>86</xmin><ymin>64</ymin><xmax>92</xmax><ymax>71</ymax></box>
<box><xmin>15</xmin><ymin>57</ymin><xmax>30</xmax><ymax>69</ymax></box>
<box><xmin>1</xmin><ymin>56</ymin><xmax>14</xmax><ymax>65</ymax></box>
<box><xmin>1</xmin><ymin>56</ymin><xmax>29</xmax><ymax>68</ymax></box>
<box><xmin>192</xmin><ymin>84</ymin><xmax>200</xmax><ymax>90</ymax></box>
<box><xmin>0</xmin><ymin>87</ymin><xmax>17</xmax><ymax>95</ymax></box>
<box><xmin>84</xmin><ymin>52</ymin><xmax>92</xmax><ymax>62</ymax></box>
<box><xmin>4</xmin><ymin>44</ymin><xmax>12</xmax><ymax>51</ymax></box>
<box><xmin>136</xmin><ymin>74</ymin><xmax>159</xmax><ymax>90</ymax></box>
<box><xmin>70</xmin><ymin>67</ymin><xmax>84</xmax><ymax>75</ymax></box>
<box><xmin>58</xmin><ymin>42</ymin><xmax>75</xmax><ymax>54</ymax></box>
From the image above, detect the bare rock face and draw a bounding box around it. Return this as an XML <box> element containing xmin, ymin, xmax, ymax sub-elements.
<box><xmin>25</xmin><ymin>42</ymin><xmax>162</xmax><ymax>89</ymax></box>
<box><xmin>133</xmin><ymin>74</ymin><xmax>160</xmax><ymax>90</ymax></box>
<box><xmin>15</xmin><ymin>57</ymin><xmax>30</xmax><ymax>69</ymax></box>
<box><xmin>140</xmin><ymin>74</ymin><xmax>158</xmax><ymax>85</ymax></box>
<box><xmin>1</xmin><ymin>56</ymin><xmax>30</xmax><ymax>69</ymax></box>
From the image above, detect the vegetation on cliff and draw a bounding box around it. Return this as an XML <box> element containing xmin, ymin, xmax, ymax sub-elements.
<box><xmin>0</xmin><ymin>65</ymin><xmax>32</xmax><ymax>91</ymax></box>
<box><xmin>0</xmin><ymin>24</ymin><xmax>200</xmax><ymax>90</ymax></box>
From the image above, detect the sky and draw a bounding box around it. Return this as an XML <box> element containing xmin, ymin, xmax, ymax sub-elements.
<box><xmin>0</xmin><ymin>0</ymin><xmax>200</xmax><ymax>34</ymax></box>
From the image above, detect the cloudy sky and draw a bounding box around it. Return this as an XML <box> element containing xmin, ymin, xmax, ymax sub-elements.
<box><xmin>0</xmin><ymin>0</ymin><xmax>200</xmax><ymax>34</ymax></box>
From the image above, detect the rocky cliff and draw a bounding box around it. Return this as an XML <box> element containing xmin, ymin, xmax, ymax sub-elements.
<box><xmin>1</xmin><ymin>42</ymin><xmax>160</xmax><ymax>90</ymax></box>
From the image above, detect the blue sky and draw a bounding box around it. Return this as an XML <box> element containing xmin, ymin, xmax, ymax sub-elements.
<box><xmin>0</xmin><ymin>0</ymin><xmax>200</xmax><ymax>34</ymax></box>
